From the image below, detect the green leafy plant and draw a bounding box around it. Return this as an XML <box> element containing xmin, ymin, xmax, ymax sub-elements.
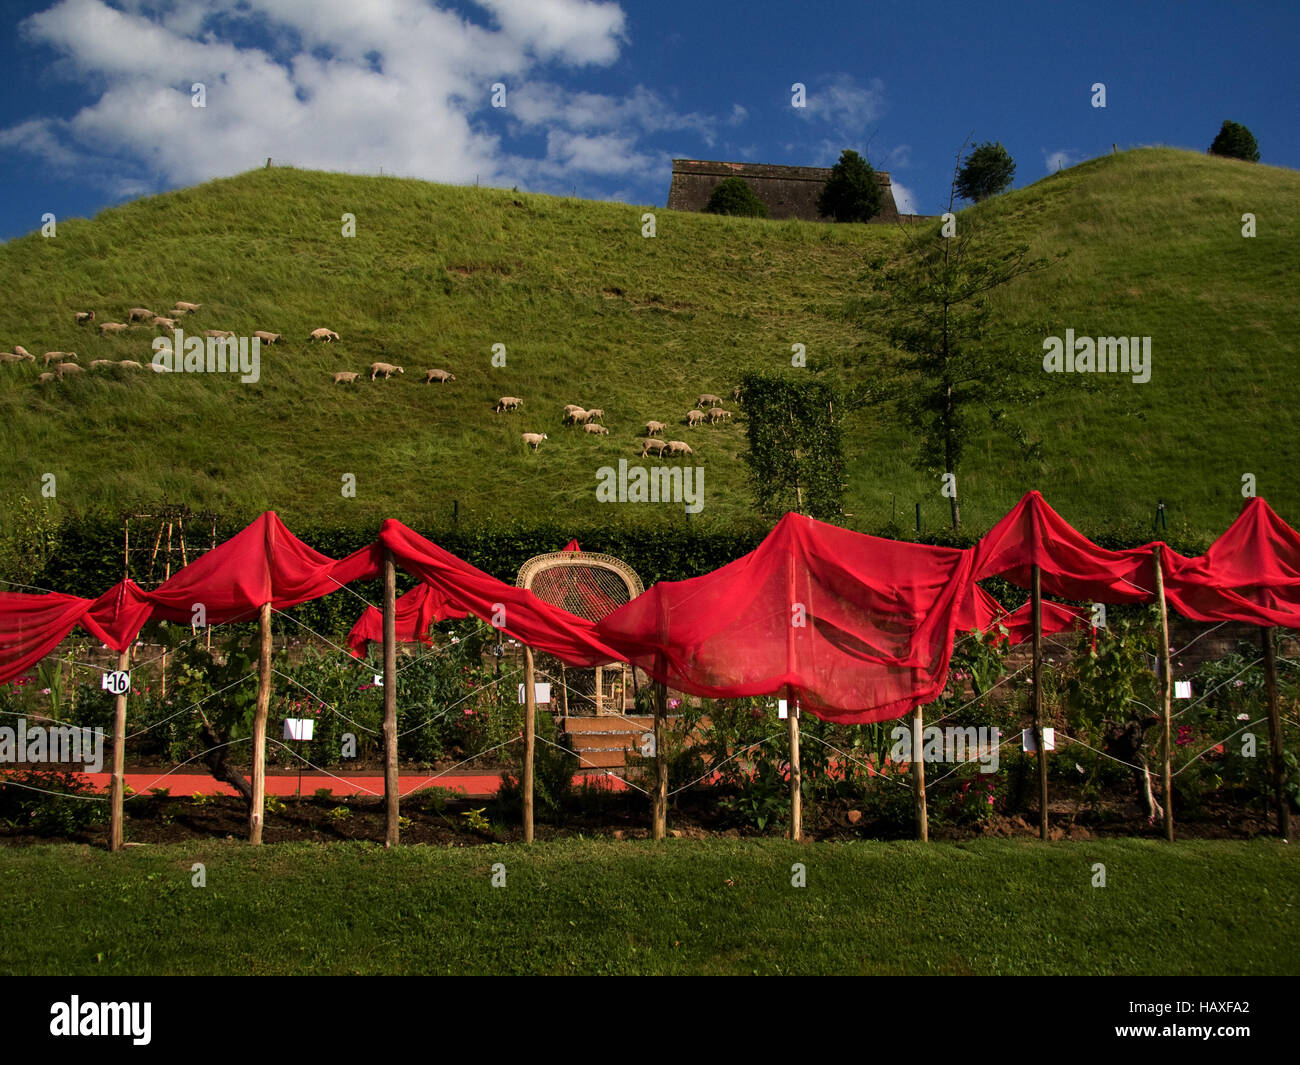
<box><xmin>1208</xmin><ymin>120</ymin><xmax>1260</xmax><ymax>163</ymax></box>
<box><xmin>704</xmin><ymin>177</ymin><xmax>768</xmax><ymax>218</ymax></box>
<box><xmin>817</xmin><ymin>149</ymin><xmax>883</xmax><ymax>222</ymax></box>
<box><xmin>956</xmin><ymin>141</ymin><xmax>1016</xmax><ymax>202</ymax></box>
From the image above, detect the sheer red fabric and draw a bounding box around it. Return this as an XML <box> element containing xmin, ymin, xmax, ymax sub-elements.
<box><xmin>595</xmin><ymin>511</ymin><xmax>975</xmax><ymax>723</ymax></box>
<box><xmin>346</xmin><ymin>583</ymin><xmax>470</xmax><ymax>658</ymax></box>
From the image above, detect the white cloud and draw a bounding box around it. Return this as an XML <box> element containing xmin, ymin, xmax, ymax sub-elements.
<box><xmin>890</xmin><ymin>180</ymin><xmax>917</xmax><ymax>216</ymax></box>
<box><xmin>2</xmin><ymin>0</ymin><xmax>685</xmax><ymax>200</ymax></box>
<box><xmin>1044</xmin><ymin>148</ymin><xmax>1079</xmax><ymax>173</ymax></box>
<box><xmin>796</xmin><ymin>73</ymin><xmax>885</xmax><ymax>134</ymax></box>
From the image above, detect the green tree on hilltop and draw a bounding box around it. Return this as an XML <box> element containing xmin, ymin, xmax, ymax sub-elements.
<box><xmin>1208</xmin><ymin>120</ymin><xmax>1260</xmax><ymax>163</ymax></box>
<box><xmin>817</xmin><ymin>149</ymin><xmax>884</xmax><ymax>223</ymax></box>
<box><xmin>704</xmin><ymin>177</ymin><xmax>768</xmax><ymax>217</ymax></box>
<box><xmin>955</xmin><ymin>141</ymin><xmax>1016</xmax><ymax>203</ymax></box>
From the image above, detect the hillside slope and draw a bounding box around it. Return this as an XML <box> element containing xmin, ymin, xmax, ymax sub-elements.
<box><xmin>0</xmin><ymin>148</ymin><xmax>1296</xmax><ymax>542</ymax></box>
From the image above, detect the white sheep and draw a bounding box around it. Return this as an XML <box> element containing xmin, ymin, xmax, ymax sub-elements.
<box><xmin>88</xmin><ymin>360</ymin><xmax>115</xmax><ymax>369</ymax></box>
<box><xmin>43</xmin><ymin>351</ymin><xmax>75</xmax><ymax>366</ymax></box>
<box><xmin>640</xmin><ymin>438</ymin><xmax>669</xmax><ymax>457</ymax></box>
<box><xmin>666</xmin><ymin>440</ymin><xmax>695</xmax><ymax>457</ymax></box>
<box><xmin>370</xmin><ymin>362</ymin><xmax>403</xmax><ymax>380</ymax></box>
<box><xmin>583</xmin><ymin>423</ymin><xmax>610</xmax><ymax>435</ymax></box>
<box><xmin>56</xmin><ymin>362</ymin><xmax>83</xmax><ymax>377</ymax></box>
<box><xmin>564</xmin><ymin>407</ymin><xmax>591</xmax><ymax>425</ymax></box>
<box><xmin>37</xmin><ymin>372</ymin><xmax>55</xmax><ymax>384</ymax></box>
<box><xmin>74</xmin><ymin>311</ymin><xmax>95</xmax><ymax>325</ymax></box>
<box><xmin>151</xmin><ymin>316</ymin><xmax>177</xmax><ymax>330</ymax></box>
<box><xmin>173</xmin><ymin>301</ymin><xmax>200</xmax><ymax>313</ymax></box>
<box><xmin>127</xmin><ymin>307</ymin><xmax>155</xmax><ymax>323</ymax></box>
<box><xmin>424</xmin><ymin>368</ymin><xmax>456</xmax><ymax>384</ymax></box>
<box><xmin>522</xmin><ymin>432</ymin><xmax>548</xmax><ymax>451</ymax></box>
<box><xmin>253</xmin><ymin>331</ymin><xmax>281</xmax><ymax>344</ymax></box>
<box><xmin>0</xmin><ymin>352</ymin><xmax>34</xmax><ymax>363</ymax></box>
<box><xmin>334</xmin><ymin>371</ymin><xmax>360</xmax><ymax>384</ymax></box>
<box><xmin>98</xmin><ymin>322</ymin><xmax>129</xmax><ymax>335</ymax></box>
<box><xmin>644</xmin><ymin>420</ymin><xmax>667</xmax><ymax>436</ymax></box>
<box><xmin>584</xmin><ymin>408</ymin><xmax>605</xmax><ymax>423</ymax></box>
<box><xmin>697</xmin><ymin>393</ymin><xmax>723</xmax><ymax>408</ymax></box>
<box><xmin>685</xmin><ymin>409</ymin><xmax>707</xmax><ymax>427</ymax></box>
<box><xmin>309</xmin><ymin>328</ymin><xmax>339</xmax><ymax>342</ymax></box>
<box><xmin>117</xmin><ymin>360</ymin><xmax>144</xmax><ymax>370</ymax></box>
<box><xmin>708</xmin><ymin>408</ymin><xmax>732</xmax><ymax>424</ymax></box>
<box><xmin>203</xmin><ymin>329</ymin><xmax>235</xmax><ymax>339</ymax></box>
<box><xmin>13</xmin><ymin>345</ymin><xmax>32</xmax><ymax>359</ymax></box>
<box><xmin>563</xmin><ymin>404</ymin><xmax>586</xmax><ymax>415</ymax></box>
<box><xmin>496</xmin><ymin>396</ymin><xmax>523</xmax><ymax>412</ymax></box>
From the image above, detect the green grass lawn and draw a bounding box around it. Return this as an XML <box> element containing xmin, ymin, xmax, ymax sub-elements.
<box><xmin>1</xmin><ymin>837</ymin><xmax>1295</xmax><ymax>975</ymax></box>
<box><xmin>1</xmin><ymin>147</ymin><xmax>1297</xmax><ymax>543</ymax></box>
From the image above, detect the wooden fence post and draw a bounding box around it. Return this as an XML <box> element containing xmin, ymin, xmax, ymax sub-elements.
<box><xmin>523</xmin><ymin>646</ymin><xmax>536</xmax><ymax>844</ymax></box>
<box><xmin>382</xmin><ymin>549</ymin><xmax>400</xmax><ymax>848</ymax></box>
<box><xmin>1151</xmin><ymin>545</ymin><xmax>1175</xmax><ymax>842</ymax></box>
<box><xmin>249</xmin><ymin>601</ymin><xmax>273</xmax><ymax>844</ymax></box>
<box><xmin>788</xmin><ymin>693</ymin><xmax>802</xmax><ymax>841</ymax></box>
<box><xmin>652</xmin><ymin>677</ymin><xmax>667</xmax><ymax>839</ymax></box>
<box><xmin>109</xmin><ymin>648</ymin><xmax>130</xmax><ymax>851</ymax></box>
<box><xmin>1261</xmin><ymin>627</ymin><xmax>1291</xmax><ymax>840</ymax></box>
<box><xmin>911</xmin><ymin>702</ymin><xmax>928</xmax><ymax>841</ymax></box>
<box><xmin>1031</xmin><ymin>563</ymin><xmax>1049</xmax><ymax>840</ymax></box>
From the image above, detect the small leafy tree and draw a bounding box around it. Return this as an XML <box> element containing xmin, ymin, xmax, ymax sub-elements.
<box><xmin>1208</xmin><ymin>120</ymin><xmax>1260</xmax><ymax>163</ymax></box>
<box><xmin>955</xmin><ymin>141</ymin><xmax>1016</xmax><ymax>203</ymax></box>
<box><xmin>704</xmin><ymin>177</ymin><xmax>768</xmax><ymax>217</ymax></box>
<box><xmin>817</xmin><ymin>149</ymin><xmax>883</xmax><ymax>223</ymax></box>
<box><xmin>741</xmin><ymin>372</ymin><xmax>844</xmax><ymax>520</ymax></box>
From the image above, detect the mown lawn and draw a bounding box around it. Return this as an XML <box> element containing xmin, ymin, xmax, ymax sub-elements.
<box><xmin>0</xmin><ymin>837</ymin><xmax>1295</xmax><ymax>975</ymax></box>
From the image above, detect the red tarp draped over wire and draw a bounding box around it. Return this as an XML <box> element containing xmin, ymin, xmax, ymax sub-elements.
<box><xmin>346</xmin><ymin>584</ymin><xmax>470</xmax><ymax>658</ymax></box>
<box><xmin>594</xmin><ymin>511</ymin><xmax>976</xmax><ymax>723</ymax></box>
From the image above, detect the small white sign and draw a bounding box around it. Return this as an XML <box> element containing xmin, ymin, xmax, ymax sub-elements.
<box><xmin>101</xmin><ymin>670</ymin><xmax>130</xmax><ymax>695</ymax></box>
<box><xmin>1174</xmin><ymin>680</ymin><xmax>1192</xmax><ymax>700</ymax></box>
<box><xmin>517</xmin><ymin>683</ymin><xmax>551</xmax><ymax>705</ymax></box>
<box><xmin>1022</xmin><ymin>727</ymin><xmax>1055</xmax><ymax>752</ymax></box>
<box><xmin>372</xmin><ymin>674</ymin><xmax>384</xmax><ymax>687</ymax></box>
<box><xmin>777</xmin><ymin>698</ymin><xmax>788</xmax><ymax>719</ymax></box>
<box><xmin>283</xmin><ymin>718</ymin><xmax>315</xmax><ymax>741</ymax></box>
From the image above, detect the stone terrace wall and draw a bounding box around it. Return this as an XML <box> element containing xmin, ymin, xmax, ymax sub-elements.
<box><xmin>667</xmin><ymin>159</ymin><xmax>907</xmax><ymax>223</ymax></box>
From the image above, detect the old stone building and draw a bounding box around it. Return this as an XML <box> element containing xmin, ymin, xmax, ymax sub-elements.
<box><xmin>666</xmin><ymin>158</ymin><xmax>906</xmax><ymax>222</ymax></box>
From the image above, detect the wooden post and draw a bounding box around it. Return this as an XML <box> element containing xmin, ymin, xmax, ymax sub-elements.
<box><xmin>382</xmin><ymin>549</ymin><xmax>399</xmax><ymax>848</ymax></box>
<box><xmin>652</xmin><ymin>677</ymin><xmax>667</xmax><ymax>839</ymax></box>
<box><xmin>560</xmin><ymin>662</ymin><xmax>569</xmax><ymax>717</ymax></box>
<box><xmin>1151</xmin><ymin>545</ymin><xmax>1175</xmax><ymax>842</ymax></box>
<box><xmin>160</xmin><ymin>521</ymin><xmax>173</xmax><ymax>703</ymax></box>
<box><xmin>249</xmin><ymin>601</ymin><xmax>273</xmax><ymax>844</ymax></box>
<box><xmin>1261</xmin><ymin>627</ymin><xmax>1291</xmax><ymax>840</ymax></box>
<box><xmin>788</xmin><ymin>693</ymin><xmax>802</xmax><ymax>841</ymax></box>
<box><xmin>522</xmin><ymin>646</ymin><xmax>536</xmax><ymax>844</ymax></box>
<box><xmin>1031</xmin><ymin>563</ymin><xmax>1049</xmax><ymax>840</ymax></box>
<box><xmin>911</xmin><ymin>701</ymin><xmax>928</xmax><ymax>841</ymax></box>
<box><xmin>109</xmin><ymin>648</ymin><xmax>130</xmax><ymax>851</ymax></box>
<box><xmin>594</xmin><ymin>664</ymin><xmax>604</xmax><ymax>715</ymax></box>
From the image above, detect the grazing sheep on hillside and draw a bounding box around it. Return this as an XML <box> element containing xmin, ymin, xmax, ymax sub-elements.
<box><xmin>43</xmin><ymin>351</ymin><xmax>75</xmax><ymax>366</ymax></box>
<box><xmin>88</xmin><ymin>360</ymin><xmax>115</xmax><ymax>369</ymax></box>
<box><xmin>697</xmin><ymin>393</ymin><xmax>722</xmax><ymax>408</ymax></box>
<box><xmin>666</xmin><ymin>440</ymin><xmax>695</xmax><ymax>457</ymax></box>
<box><xmin>74</xmin><ymin>311</ymin><xmax>95</xmax><ymax>325</ymax></box>
<box><xmin>369</xmin><ymin>362</ymin><xmax>403</xmax><ymax>380</ymax></box>
<box><xmin>496</xmin><ymin>396</ymin><xmax>523</xmax><ymax>412</ymax></box>
<box><xmin>118</xmin><ymin>360</ymin><xmax>143</xmax><ymax>370</ymax></box>
<box><xmin>56</xmin><ymin>362</ymin><xmax>82</xmax><ymax>377</ymax></box>
<box><xmin>424</xmin><ymin>368</ymin><xmax>455</xmax><ymax>384</ymax></box>
<box><xmin>334</xmin><ymin>371</ymin><xmax>360</xmax><ymax>384</ymax></box>
<box><xmin>173</xmin><ymin>302</ymin><xmax>200</xmax><ymax>313</ymax></box>
<box><xmin>13</xmin><ymin>345</ymin><xmax>31</xmax><ymax>359</ymax></box>
<box><xmin>522</xmin><ymin>433</ymin><xmax>548</xmax><ymax>451</ymax></box>
<box><xmin>640</xmin><ymin>438</ymin><xmax>669</xmax><ymax>458</ymax></box>
<box><xmin>151</xmin><ymin>316</ymin><xmax>177</xmax><ymax>331</ymax></box>
<box><xmin>203</xmin><ymin>329</ymin><xmax>235</xmax><ymax>339</ymax></box>
<box><xmin>563</xmin><ymin>407</ymin><xmax>589</xmax><ymax>425</ymax></box>
<box><xmin>644</xmin><ymin>420</ymin><xmax>667</xmax><ymax>437</ymax></box>
<box><xmin>37</xmin><ymin>372</ymin><xmax>55</xmax><ymax>384</ymax></box>
<box><xmin>563</xmin><ymin>404</ymin><xmax>586</xmax><ymax>415</ymax></box>
<box><xmin>149</xmin><ymin>362</ymin><xmax>173</xmax><ymax>373</ymax></box>
<box><xmin>708</xmin><ymin>408</ymin><xmax>732</xmax><ymax>424</ymax></box>
<box><xmin>127</xmin><ymin>307</ymin><xmax>155</xmax><ymax>323</ymax></box>
<box><xmin>583</xmin><ymin>423</ymin><xmax>609</xmax><ymax>435</ymax></box>
<box><xmin>584</xmin><ymin>408</ymin><xmax>605</xmax><ymax>423</ymax></box>
<box><xmin>309</xmin><ymin>328</ymin><xmax>339</xmax><ymax>342</ymax></box>
<box><xmin>1</xmin><ymin>352</ymin><xmax>35</xmax><ymax>363</ymax></box>
<box><xmin>98</xmin><ymin>322</ymin><xmax>129</xmax><ymax>335</ymax></box>
<box><xmin>253</xmin><ymin>331</ymin><xmax>281</xmax><ymax>344</ymax></box>
<box><xmin>685</xmin><ymin>409</ymin><xmax>707</xmax><ymax>427</ymax></box>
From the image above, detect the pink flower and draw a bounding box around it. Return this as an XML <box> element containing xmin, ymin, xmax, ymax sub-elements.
<box><xmin>987</xmin><ymin>797</ymin><xmax>994</xmax><ymax>805</ymax></box>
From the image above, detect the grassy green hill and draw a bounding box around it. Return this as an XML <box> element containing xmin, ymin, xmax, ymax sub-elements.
<box><xmin>0</xmin><ymin>148</ymin><xmax>1296</xmax><ymax>548</ymax></box>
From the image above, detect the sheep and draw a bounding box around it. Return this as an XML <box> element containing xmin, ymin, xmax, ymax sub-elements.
<box><xmin>149</xmin><ymin>362</ymin><xmax>173</xmax><ymax>373</ymax></box>
<box><xmin>43</xmin><ymin>351</ymin><xmax>76</xmax><ymax>366</ymax></box>
<box><xmin>88</xmin><ymin>360</ymin><xmax>116</xmax><ymax>369</ymax></box>
<box><xmin>685</xmin><ymin>409</ymin><xmax>707</xmax><ymax>428</ymax></box>
<box><xmin>583</xmin><ymin>423</ymin><xmax>610</xmax><ymax>435</ymax></box>
<box><xmin>643</xmin><ymin>420</ymin><xmax>667</xmax><ymax>437</ymax></box>
<box><xmin>309</xmin><ymin>328</ymin><xmax>339</xmax><ymax>342</ymax></box>
<box><xmin>521</xmin><ymin>432</ymin><xmax>548</xmax><ymax>451</ymax></box>
<box><xmin>0</xmin><ymin>352</ymin><xmax>34</xmax><ymax>364</ymax></box>
<box><xmin>424</xmin><ymin>368</ymin><xmax>456</xmax><ymax>384</ymax></box>
<box><xmin>697</xmin><ymin>393</ymin><xmax>723</xmax><ymax>408</ymax></box>
<box><xmin>732</xmin><ymin>385</ymin><xmax>743</xmax><ymax>402</ymax></box>
<box><xmin>252</xmin><ymin>331</ymin><xmax>281</xmax><ymax>344</ymax></box>
<box><xmin>117</xmin><ymin>360</ymin><xmax>143</xmax><ymax>370</ymax></box>
<box><xmin>173</xmin><ymin>301</ymin><xmax>201</xmax><ymax>313</ymax></box>
<box><xmin>496</xmin><ymin>396</ymin><xmax>523</xmax><ymax>412</ymax></box>
<box><xmin>666</xmin><ymin>440</ymin><xmax>695</xmax><ymax>457</ymax></box>
<box><xmin>563</xmin><ymin>407</ymin><xmax>589</xmax><ymax>425</ymax></box>
<box><xmin>203</xmin><ymin>329</ymin><xmax>235</xmax><ymax>339</ymax></box>
<box><xmin>127</xmin><ymin>307</ymin><xmax>155</xmax><ymax>323</ymax></box>
<box><xmin>563</xmin><ymin>404</ymin><xmax>586</xmax><ymax>415</ymax></box>
<box><xmin>150</xmin><ymin>316</ymin><xmax>177</xmax><ymax>330</ymax></box>
<box><xmin>369</xmin><ymin>362</ymin><xmax>403</xmax><ymax>380</ymax></box>
<box><xmin>37</xmin><ymin>372</ymin><xmax>55</xmax><ymax>384</ymax></box>
<box><xmin>584</xmin><ymin>408</ymin><xmax>605</xmax><ymax>423</ymax></box>
<box><xmin>98</xmin><ymin>322</ymin><xmax>129</xmax><ymax>335</ymax></box>
<box><xmin>13</xmin><ymin>345</ymin><xmax>31</xmax><ymax>358</ymax></box>
<box><xmin>640</xmin><ymin>438</ymin><xmax>669</xmax><ymax>457</ymax></box>
<box><xmin>74</xmin><ymin>311</ymin><xmax>95</xmax><ymax>325</ymax></box>
<box><xmin>56</xmin><ymin>362</ymin><xmax>83</xmax><ymax>377</ymax></box>
<box><xmin>708</xmin><ymin>408</ymin><xmax>732</xmax><ymax>424</ymax></box>
<box><xmin>334</xmin><ymin>371</ymin><xmax>360</xmax><ymax>384</ymax></box>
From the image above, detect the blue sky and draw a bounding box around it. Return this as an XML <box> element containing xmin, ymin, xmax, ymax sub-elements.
<box><xmin>0</xmin><ymin>0</ymin><xmax>1295</xmax><ymax>241</ymax></box>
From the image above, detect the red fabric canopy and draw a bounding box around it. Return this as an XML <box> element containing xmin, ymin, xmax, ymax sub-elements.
<box><xmin>594</xmin><ymin>511</ymin><xmax>975</xmax><ymax>723</ymax></box>
<box><xmin>346</xmin><ymin>583</ymin><xmax>470</xmax><ymax>658</ymax></box>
